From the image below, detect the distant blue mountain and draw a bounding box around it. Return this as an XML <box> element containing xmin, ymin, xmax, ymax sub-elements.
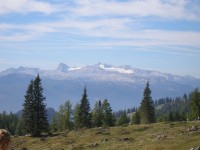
<box><xmin>0</xmin><ymin>63</ymin><xmax>199</xmax><ymax>112</ymax></box>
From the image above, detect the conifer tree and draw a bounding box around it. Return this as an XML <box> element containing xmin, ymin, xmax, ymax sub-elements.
<box><xmin>58</xmin><ymin>100</ymin><xmax>72</xmax><ymax>130</ymax></box>
<box><xmin>22</xmin><ymin>80</ymin><xmax>35</xmax><ymax>134</ymax></box>
<box><xmin>74</xmin><ymin>103</ymin><xmax>81</xmax><ymax>128</ymax></box>
<box><xmin>92</xmin><ymin>100</ymin><xmax>103</xmax><ymax>127</ymax></box>
<box><xmin>64</xmin><ymin>100</ymin><xmax>72</xmax><ymax>130</ymax></box>
<box><xmin>117</xmin><ymin>111</ymin><xmax>129</xmax><ymax>126</ymax></box>
<box><xmin>0</xmin><ymin>111</ymin><xmax>19</xmax><ymax>135</ymax></box>
<box><xmin>33</xmin><ymin>75</ymin><xmax>49</xmax><ymax>136</ymax></box>
<box><xmin>22</xmin><ymin>75</ymin><xmax>49</xmax><ymax>136</ymax></box>
<box><xmin>132</xmin><ymin>111</ymin><xmax>140</xmax><ymax>124</ymax></box>
<box><xmin>190</xmin><ymin>88</ymin><xmax>200</xmax><ymax>119</ymax></box>
<box><xmin>79</xmin><ymin>87</ymin><xmax>91</xmax><ymax>128</ymax></box>
<box><xmin>102</xmin><ymin>99</ymin><xmax>115</xmax><ymax>127</ymax></box>
<box><xmin>58</xmin><ymin>104</ymin><xmax>65</xmax><ymax>131</ymax></box>
<box><xmin>139</xmin><ymin>80</ymin><xmax>155</xmax><ymax>124</ymax></box>
<box><xmin>15</xmin><ymin>119</ymin><xmax>24</xmax><ymax>136</ymax></box>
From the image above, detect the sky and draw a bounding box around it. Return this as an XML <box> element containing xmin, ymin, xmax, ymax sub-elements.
<box><xmin>0</xmin><ymin>0</ymin><xmax>200</xmax><ymax>77</ymax></box>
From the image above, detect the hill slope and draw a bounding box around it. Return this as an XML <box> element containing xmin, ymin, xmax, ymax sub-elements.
<box><xmin>12</xmin><ymin>121</ymin><xmax>200</xmax><ymax>150</ymax></box>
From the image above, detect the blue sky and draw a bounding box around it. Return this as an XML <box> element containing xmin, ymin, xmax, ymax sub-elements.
<box><xmin>0</xmin><ymin>0</ymin><xmax>200</xmax><ymax>77</ymax></box>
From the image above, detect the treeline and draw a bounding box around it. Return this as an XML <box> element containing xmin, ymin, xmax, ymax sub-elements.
<box><xmin>114</xmin><ymin>107</ymin><xmax>137</xmax><ymax>119</ymax></box>
<box><xmin>51</xmin><ymin>88</ymin><xmax>116</xmax><ymax>132</ymax></box>
<box><xmin>0</xmin><ymin>75</ymin><xmax>117</xmax><ymax>136</ymax></box>
<box><xmin>0</xmin><ymin>111</ymin><xmax>19</xmax><ymax>135</ymax></box>
<box><xmin>155</xmin><ymin>90</ymin><xmax>199</xmax><ymax>122</ymax></box>
<box><xmin>0</xmin><ymin>75</ymin><xmax>199</xmax><ymax>137</ymax></box>
<box><xmin>52</xmin><ymin>80</ymin><xmax>156</xmax><ymax>133</ymax></box>
<box><xmin>155</xmin><ymin>96</ymin><xmax>189</xmax><ymax>122</ymax></box>
<box><xmin>127</xmin><ymin>89</ymin><xmax>199</xmax><ymax>123</ymax></box>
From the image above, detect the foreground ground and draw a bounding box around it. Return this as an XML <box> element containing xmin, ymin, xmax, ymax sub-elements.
<box><xmin>12</xmin><ymin>121</ymin><xmax>200</xmax><ymax>150</ymax></box>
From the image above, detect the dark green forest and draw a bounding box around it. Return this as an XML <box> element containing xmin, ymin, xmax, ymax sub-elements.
<box><xmin>0</xmin><ymin>76</ymin><xmax>200</xmax><ymax>136</ymax></box>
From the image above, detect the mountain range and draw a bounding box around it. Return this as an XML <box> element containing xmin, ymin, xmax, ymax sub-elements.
<box><xmin>0</xmin><ymin>63</ymin><xmax>199</xmax><ymax>112</ymax></box>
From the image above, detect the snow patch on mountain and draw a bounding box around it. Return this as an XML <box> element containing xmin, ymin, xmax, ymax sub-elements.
<box><xmin>0</xmin><ymin>63</ymin><xmax>199</xmax><ymax>86</ymax></box>
<box><xmin>68</xmin><ymin>67</ymin><xmax>82</xmax><ymax>71</ymax></box>
<box><xmin>99</xmin><ymin>64</ymin><xmax>134</xmax><ymax>74</ymax></box>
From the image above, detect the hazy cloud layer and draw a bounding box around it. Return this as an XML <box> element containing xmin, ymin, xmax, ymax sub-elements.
<box><xmin>0</xmin><ymin>0</ymin><xmax>200</xmax><ymax>53</ymax></box>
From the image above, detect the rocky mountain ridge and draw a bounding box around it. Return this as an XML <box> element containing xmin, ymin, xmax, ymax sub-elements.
<box><xmin>0</xmin><ymin>63</ymin><xmax>199</xmax><ymax>112</ymax></box>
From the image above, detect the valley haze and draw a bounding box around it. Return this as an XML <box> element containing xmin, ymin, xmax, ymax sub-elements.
<box><xmin>0</xmin><ymin>63</ymin><xmax>200</xmax><ymax>113</ymax></box>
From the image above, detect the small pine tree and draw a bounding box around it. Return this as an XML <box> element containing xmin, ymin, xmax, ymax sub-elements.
<box><xmin>139</xmin><ymin>80</ymin><xmax>155</xmax><ymax>124</ymax></box>
<box><xmin>10</xmin><ymin>113</ymin><xmax>19</xmax><ymax>134</ymax></box>
<box><xmin>0</xmin><ymin>111</ymin><xmax>7</xmax><ymax>129</ymax></box>
<box><xmin>15</xmin><ymin>119</ymin><xmax>24</xmax><ymax>136</ymax></box>
<box><xmin>63</xmin><ymin>100</ymin><xmax>72</xmax><ymax>130</ymax></box>
<box><xmin>74</xmin><ymin>103</ymin><xmax>81</xmax><ymax>129</ymax></box>
<box><xmin>92</xmin><ymin>100</ymin><xmax>103</xmax><ymax>127</ymax></box>
<box><xmin>79</xmin><ymin>87</ymin><xmax>91</xmax><ymax>128</ymax></box>
<box><xmin>132</xmin><ymin>111</ymin><xmax>140</xmax><ymax>124</ymax></box>
<box><xmin>117</xmin><ymin>111</ymin><xmax>129</xmax><ymax>126</ymax></box>
<box><xmin>102</xmin><ymin>99</ymin><xmax>115</xmax><ymax>127</ymax></box>
<box><xmin>190</xmin><ymin>88</ymin><xmax>200</xmax><ymax>120</ymax></box>
<box><xmin>58</xmin><ymin>104</ymin><xmax>65</xmax><ymax>131</ymax></box>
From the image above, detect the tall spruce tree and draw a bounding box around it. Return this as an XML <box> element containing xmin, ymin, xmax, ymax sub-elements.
<box><xmin>22</xmin><ymin>80</ymin><xmax>35</xmax><ymax>134</ymax></box>
<box><xmin>79</xmin><ymin>87</ymin><xmax>91</xmax><ymax>128</ymax></box>
<box><xmin>139</xmin><ymin>80</ymin><xmax>155</xmax><ymax>124</ymax></box>
<box><xmin>33</xmin><ymin>75</ymin><xmax>49</xmax><ymax>136</ymax></box>
<box><xmin>22</xmin><ymin>75</ymin><xmax>49</xmax><ymax>136</ymax></box>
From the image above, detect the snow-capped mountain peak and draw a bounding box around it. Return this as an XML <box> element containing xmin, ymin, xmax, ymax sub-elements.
<box><xmin>1</xmin><ymin>62</ymin><xmax>200</xmax><ymax>112</ymax></box>
<box><xmin>0</xmin><ymin>63</ymin><xmax>199</xmax><ymax>83</ymax></box>
<box><xmin>99</xmin><ymin>63</ymin><xmax>134</xmax><ymax>74</ymax></box>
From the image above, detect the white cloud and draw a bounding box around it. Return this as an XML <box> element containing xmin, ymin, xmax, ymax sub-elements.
<box><xmin>71</xmin><ymin>0</ymin><xmax>200</xmax><ymax>21</ymax></box>
<box><xmin>0</xmin><ymin>32</ymin><xmax>38</xmax><ymax>41</ymax></box>
<box><xmin>0</xmin><ymin>0</ymin><xmax>64</xmax><ymax>15</ymax></box>
<box><xmin>1</xmin><ymin>0</ymin><xmax>198</xmax><ymax>21</ymax></box>
<box><xmin>0</xmin><ymin>17</ymin><xmax>131</xmax><ymax>40</ymax></box>
<box><xmin>0</xmin><ymin>17</ymin><xmax>200</xmax><ymax>48</ymax></box>
<box><xmin>0</xmin><ymin>0</ymin><xmax>200</xmax><ymax>53</ymax></box>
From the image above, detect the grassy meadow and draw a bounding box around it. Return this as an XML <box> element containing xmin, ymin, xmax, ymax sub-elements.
<box><xmin>11</xmin><ymin>121</ymin><xmax>200</xmax><ymax>150</ymax></box>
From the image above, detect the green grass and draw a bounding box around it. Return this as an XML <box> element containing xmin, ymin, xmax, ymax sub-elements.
<box><xmin>11</xmin><ymin>121</ymin><xmax>200</xmax><ymax>150</ymax></box>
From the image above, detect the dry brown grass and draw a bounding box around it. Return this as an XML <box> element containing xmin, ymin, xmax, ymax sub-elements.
<box><xmin>11</xmin><ymin>121</ymin><xmax>200</xmax><ymax>150</ymax></box>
